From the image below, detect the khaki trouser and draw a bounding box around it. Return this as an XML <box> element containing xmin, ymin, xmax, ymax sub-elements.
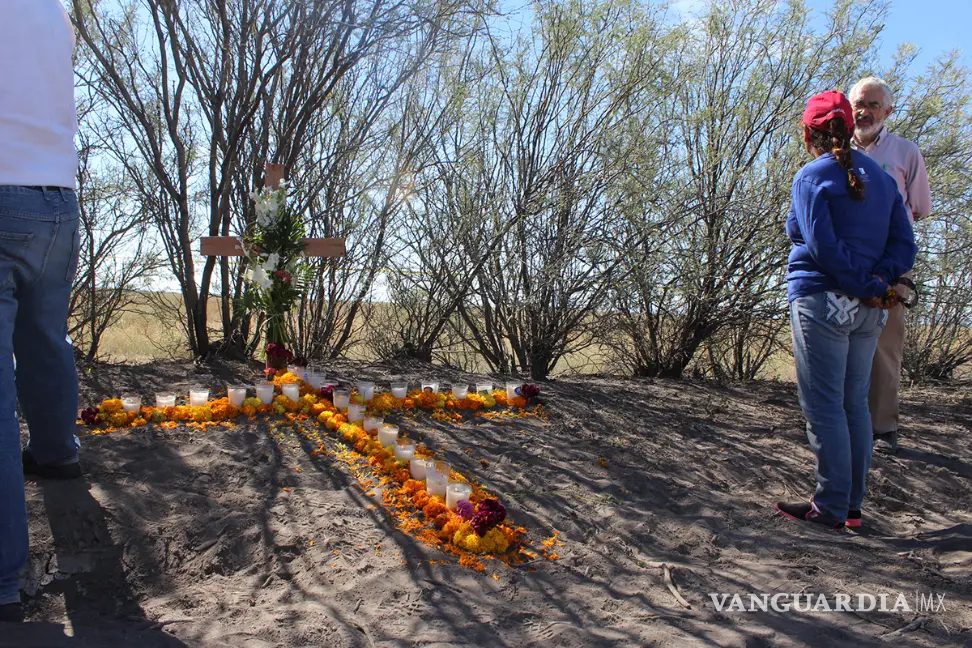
<box><xmin>869</xmin><ymin>286</ymin><xmax>909</xmax><ymax>434</ymax></box>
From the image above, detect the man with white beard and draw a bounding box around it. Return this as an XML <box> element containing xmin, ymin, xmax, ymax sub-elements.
<box><xmin>849</xmin><ymin>77</ymin><xmax>932</xmax><ymax>457</ymax></box>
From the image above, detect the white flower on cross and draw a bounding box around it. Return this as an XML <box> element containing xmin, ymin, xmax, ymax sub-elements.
<box><xmin>261</xmin><ymin>252</ymin><xmax>280</xmax><ymax>272</ymax></box>
<box><xmin>246</xmin><ymin>265</ymin><xmax>273</xmax><ymax>290</ymax></box>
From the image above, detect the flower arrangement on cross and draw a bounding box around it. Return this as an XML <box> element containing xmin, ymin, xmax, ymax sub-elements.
<box><xmin>240</xmin><ymin>178</ymin><xmax>310</xmax><ymax>368</ymax></box>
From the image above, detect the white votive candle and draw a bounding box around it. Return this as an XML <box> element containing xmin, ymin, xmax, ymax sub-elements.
<box><xmin>309</xmin><ymin>372</ymin><xmax>325</xmax><ymax>390</ymax></box>
<box><xmin>427</xmin><ymin>471</ymin><xmax>448</xmax><ymax>498</ymax></box>
<box><xmin>395</xmin><ymin>441</ymin><xmax>416</xmax><ymax>461</ymax></box>
<box><xmin>282</xmin><ymin>383</ymin><xmax>300</xmax><ymax>402</ymax></box>
<box><xmin>475</xmin><ymin>382</ymin><xmax>492</xmax><ymax>394</ymax></box>
<box><xmin>410</xmin><ymin>458</ymin><xmax>429</xmax><ymax>480</ymax></box>
<box><xmin>432</xmin><ymin>460</ymin><xmax>452</xmax><ymax>479</ymax></box>
<box><xmin>348</xmin><ymin>403</ymin><xmax>366</xmax><ymax>423</ymax></box>
<box><xmin>189</xmin><ymin>387</ymin><xmax>209</xmax><ymax>407</ymax></box>
<box><xmin>227</xmin><ymin>385</ymin><xmax>246</xmax><ymax>407</ymax></box>
<box><xmin>255</xmin><ymin>383</ymin><xmax>275</xmax><ymax>404</ymax></box>
<box><xmin>332</xmin><ymin>389</ymin><xmax>350</xmax><ymax>410</ymax></box>
<box><xmin>122</xmin><ymin>395</ymin><xmax>140</xmax><ymax>412</ymax></box>
<box><xmin>446</xmin><ymin>482</ymin><xmax>472</xmax><ymax>510</ymax></box>
<box><xmin>356</xmin><ymin>381</ymin><xmax>375</xmax><ymax>401</ymax></box>
<box><xmin>391</xmin><ymin>382</ymin><xmax>407</xmax><ymax>398</ymax></box>
<box><xmin>378</xmin><ymin>424</ymin><xmax>399</xmax><ymax>448</ymax></box>
<box><xmin>363</xmin><ymin>416</ymin><xmax>383</xmax><ymax>432</ymax></box>
<box><xmin>421</xmin><ymin>381</ymin><xmax>438</xmax><ymax>393</ymax></box>
<box><xmin>451</xmin><ymin>384</ymin><xmax>469</xmax><ymax>400</ymax></box>
<box><xmin>506</xmin><ymin>381</ymin><xmax>523</xmax><ymax>399</ymax></box>
<box><xmin>155</xmin><ymin>393</ymin><xmax>176</xmax><ymax>409</ymax></box>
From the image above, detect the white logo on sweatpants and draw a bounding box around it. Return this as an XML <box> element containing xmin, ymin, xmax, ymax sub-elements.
<box><xmin>826</xmin><ymin>292</ymin><xmax>860</xmax><ymax>326</ymax></box>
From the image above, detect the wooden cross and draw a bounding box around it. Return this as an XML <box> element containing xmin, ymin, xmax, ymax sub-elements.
<box><xmin>200</xmin><ymin>163</ymin><xmax>346</xmax><ymax>258</ymax></box>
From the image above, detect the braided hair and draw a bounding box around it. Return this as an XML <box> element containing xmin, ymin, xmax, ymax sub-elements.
<box><xmin>808</xmin><ymin>116</ymin><xmax>865</xmax><ymax>201</ymax></box>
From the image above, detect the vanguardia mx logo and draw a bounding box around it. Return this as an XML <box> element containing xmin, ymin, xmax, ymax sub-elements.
<box><xmin>708</xmin><ymin>591</ymin><xmax>947</xmax><ymax>613</ymax></box>
<box><xmin>915</xmin><ymin>591</ymin><xmax>947</xmax><ymax>613</ymax></box>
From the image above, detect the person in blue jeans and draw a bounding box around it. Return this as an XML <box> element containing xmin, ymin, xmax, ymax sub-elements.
<box><xmin>775</xmin><ymin>90</ymin><xmax>917</xmax><ymax>530</ymax></box>
<box><xmin>1</xmin><ymin>1</ymin><xmax>83</xmax><ymax>623</ymax></box>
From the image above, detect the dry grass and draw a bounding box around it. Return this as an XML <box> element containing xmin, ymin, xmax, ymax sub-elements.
<box><xmin>85</xmin><ymin>293</ymin><xmax>805</xmax><ymax>379</ymax></box>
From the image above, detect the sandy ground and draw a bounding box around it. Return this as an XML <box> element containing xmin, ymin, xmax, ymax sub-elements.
<box><xmin>5</xmin><ymin>358</ymin><xmax>971</xmax><ymax>647</ymax></box>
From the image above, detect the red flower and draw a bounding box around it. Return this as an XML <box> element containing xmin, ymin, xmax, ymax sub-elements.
<box><xmin>471</xmin><ymin>499</ymin><xmax>507</xmax><ymax>536</ymax></box>
<box><xmin>265</xmin><ymin>343</ymin><xmax>294</xmax><ymax>362</ymax></box>
<box><xmin>80</xmin><ymin>407</ymin><xmax>99</xmax><ymax>425</ymax></box>
<box><xmin>274</xmin><ymin>269</ymin><xmax>292</xmax><ymax>285</ymax></box>
<box><xmin>264</xmin><ymin>367</ymin><xmax>278</xmax><ymax>379</ymax></box>
<box><xmin>521</xmin><ymin>384</ymin><xmax>541</xmax><ymax>399</ymax></box>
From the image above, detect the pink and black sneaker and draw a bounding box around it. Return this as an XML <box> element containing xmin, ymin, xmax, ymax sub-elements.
<box><xmin>774</xmin><ymin>501</ymin><xmax>845</xmax><ymax>530</ymax></box>
<box><xmin>845</xmin><ymin>510</ymin><xmax>862</xmax><ymax>529</ymax></box>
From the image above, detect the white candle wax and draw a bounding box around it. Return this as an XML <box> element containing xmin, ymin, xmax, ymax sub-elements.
<box><xmin>506</xmin><ymin>381</ymin><xmax>523</xmax><ymax>399</ymax></box>
<box><xmin>332</xmin><ymin>390</ymin><xmax>350</xmax><ymax>410</ymax></box>
<box><xmin>427</xmin><ymin>471</ymin><xmax>448</xmax><ymax>498</ymax></box>
<box><xmin>189</xmin><ymin>388</ymin><xmax>209</xmax><ymax>407</ymax></box>
<box><xmin>255</xmin><ymin>383</ymin><xmax>275</xmax><ymax>405</ymax></box>
<box><xmin>410</xmin><ymin>458</ymin><xmax>428</xmax><ymax>480</ymax></box>
<box><xmin>348</xmin><ymin>404</ymin><xmax>366</xmax><ymax>423</ymax></box>
<box><xmin>377</xmin><ymin>424</ymin><xmax>399</xmax><ymax>448</ymax></box>
<box><xmin>395</xmin><ymin>442</ymin><xmax>416</xmax><ymax>461</ymax></box>
<box><xmin>122</xmin><ymin>395</ymin><xmax>140</xmax><ymax>412</ymax></box>
<box><xmin>391</xmin><ymin>383</ymin><xmax>407</xmax><ymax>398</ymax></box>
<box><xmin>446</xmin><ymin>482</ymin><xmax>472</xmax><ymax>510</ymax></box>
<box><xmin>356</xmin><ymin>381</ymin><xmax>375</xmax><ymax>401</ymax></box>
<box><xmin>309</xmin><ymin>372</ymin><xmax>325</xmax><ymax>390</ymax></box>
<box><xmin>451</xmin><ymin>384</ymin><xmax>469</xmax><ymax>400</ymax></box>
<box><xmin>155</xmin><ymin>393</ymin><xmax>176</xmax><ymax>409</ymax></box>
<box><xmin>476</xmin><ymin>382</ymin><xmax>492</xmax><ymax>394</ymax></box>
<box><xmin>363</xmin><ymin>416</ymin><xmax>383</xmax><ymax>432</ymax></box>
<box><xmin>282</xmin><ymin>383</ymin><xmax>300</xmax><ymax>402</ymax></box>
<box><xmin>227</xmin><ymin>386</ymin><xmax>246</xmax><ymax>407</ymax></box>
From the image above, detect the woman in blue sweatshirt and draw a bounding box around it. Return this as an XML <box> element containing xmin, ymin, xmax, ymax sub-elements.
<box><xmin>775</xmin><ymin>91</ymin><xmax>917</xmax><ymax>529</ymax></box>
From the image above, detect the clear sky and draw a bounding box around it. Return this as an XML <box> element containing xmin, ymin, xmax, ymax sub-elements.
<box><xmin>835</xmin><ymin>0</ymin><xmax>970</xmax><ymax>70</ymax></box>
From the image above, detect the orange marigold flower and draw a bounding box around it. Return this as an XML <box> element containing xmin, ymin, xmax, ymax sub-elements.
<box><xmin>400</xmin><ymin>479</ymin><xmax>425</xmax><ymax>495</ymax></box>
<box><xmin>433</xmin><ymin>513</ymin><xmax>451</xmax><ymax>529</ymax></box>
<box><xmin>423</xmin><ymin>500</ymin><xmax>448</xmax><ymax>521</ymax></box>
<box><xmin>392</xmin><ymin>469</ymin><xmax>410</xmax><ymax>484</ymax></box>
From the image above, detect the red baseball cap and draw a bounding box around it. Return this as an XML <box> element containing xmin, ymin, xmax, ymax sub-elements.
<box><xmin>803</xmin><ymin>90</ymin><xmax>855</xmax><ymax>136</ymax></box>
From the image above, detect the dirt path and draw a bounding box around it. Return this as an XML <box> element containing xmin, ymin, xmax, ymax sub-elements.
<box><xmin>7</xmin><ymin>359</ymin><xmax>971</xmax><ymax>647</ymax></box>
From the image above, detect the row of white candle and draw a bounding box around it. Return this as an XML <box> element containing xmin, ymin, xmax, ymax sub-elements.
<box><xmin>122</xmin><ymin>382</ymin><xmax>297</xmax><ymax>412</ymax></box>
<box><xmin>362</xmin><ymin>419</ymin><xmax>471</xmax><ymax>510</ymax></box>
<box><xmin>286</xmin><ymin>365</ymin><xmax>524</xmax><ymax>400</ymax></box>
<box><xmin>119</xmin><ymin>379</ymin><xmax>526</xmax><ymax>414</ymax></box>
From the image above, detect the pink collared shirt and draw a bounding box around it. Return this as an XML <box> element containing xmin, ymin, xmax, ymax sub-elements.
<box><xmin>852</xmin><ymin>128</ymin><xmax>931</xmax><ymax>223</ymax></box>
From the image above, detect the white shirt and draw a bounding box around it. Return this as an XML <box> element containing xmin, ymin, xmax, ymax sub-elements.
<box><xmin>0</xmin><ymin>0</ymin><xmax>78</xmax><ymax>188</ymax></box>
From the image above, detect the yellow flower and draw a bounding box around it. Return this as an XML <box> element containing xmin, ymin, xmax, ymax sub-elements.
<box><xmin>462</xmin><ymin>534</ymin><xmax>481</xmax><ymax>553</ymax></box>
<box><xmin>100</xmin><ymin>398</ymin><xmax>125</xmax><ymax>413</ymax></box>
<box><xmin>109</xmin><ymin>412</ymin><xmax>131</xmax><ymax>427</ymax></box>
<box><xmin>190</xmin><ymin>406</ymin><xmax>213</xmax><ymax>422</ymax></box>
